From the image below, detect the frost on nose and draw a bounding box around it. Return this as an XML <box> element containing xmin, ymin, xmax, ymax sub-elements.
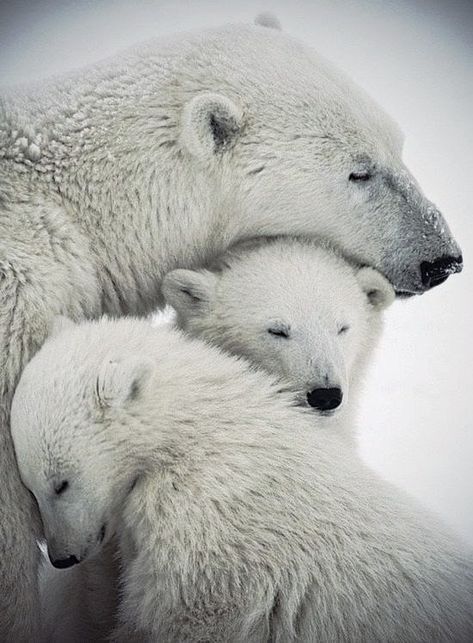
<box><xmin>391</xmin><ymin>170</ymin><xmax>446</xmax><ymax>235</ymax></box>
<box><xmin>417</xmin><ymin>201</ymin><xmax>455</xmax><ymax>248</ymax></box>
<box><xmin>416</xmin><ymin>199</ymin><xmax>463</xmax><ymax>289</ymax></box>
<box><xmin>423</xmin><ymin>204</ymin><xmax>444</xmax><ymax>235</ymax></box>
<box><xmin>420</xmin><ymin>255</ymin><xmax>463</xmax><ymax>289</ymax></box>
<box><xmin>386</xmin><ymin>168</ymin><xmax>462</xmax><ymax>293</ymax></box>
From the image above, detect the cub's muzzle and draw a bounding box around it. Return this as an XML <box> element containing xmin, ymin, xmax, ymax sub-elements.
<box><xmin>307</xmin><ymin>387</ymin><xmax>343</xmax><ymax>412</ymax></box>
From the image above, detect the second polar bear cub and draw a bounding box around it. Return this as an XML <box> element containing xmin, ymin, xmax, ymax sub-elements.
<box><xmin>163</xmin><ymin>238</ymin><xmax>394</xmax><ymax>415</ymax></box>
<box><xmin>12</xmin><ymin>318</ymin><xmax>473</xmax><ymax>642</ymax></box>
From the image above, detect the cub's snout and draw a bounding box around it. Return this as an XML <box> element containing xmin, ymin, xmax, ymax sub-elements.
<box><xmin>307</xmin><ymin>387</ymin><xmax>343</xmax><ymax>412</ymax></box>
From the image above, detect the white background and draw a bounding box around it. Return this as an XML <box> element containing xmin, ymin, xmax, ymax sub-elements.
<box><xmin>1</xmin><ymin>0</ymin><xmax>472</xmax><ymax>543</ymax></box>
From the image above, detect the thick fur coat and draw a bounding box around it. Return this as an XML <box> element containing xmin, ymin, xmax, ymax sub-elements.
<box><xmin>163</xmin><ymin>238</ymin><xmax>395</xmax><ymax>426</ymax></box>
<box><xmin>0</xmin><ymin>16</ymin><xmax>462</xmax><ymax>637</ymax></box>
<box><xmin>12</xmin><ymin>318</ymin><xmax>473</xmax><ymax>642</ymax></box>
<box><xmin>39</xmin><ymin>240</ymin><xmax>394</xmax><ymax>641</ymax></box>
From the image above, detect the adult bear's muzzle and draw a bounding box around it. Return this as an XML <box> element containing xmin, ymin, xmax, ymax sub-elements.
<box><xmin>420</xmin><ymin>255</ymin><xmax>463</xmax><ymax>289</ymax></box>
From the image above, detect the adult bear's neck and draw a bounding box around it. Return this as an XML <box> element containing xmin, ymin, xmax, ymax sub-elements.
<box><xmin>3</xmin><ymin>61</ymin><xmax>247</xmax><ymax>317</ymax></box>
<box><xmin>61</xmin><ymin>144</ymin><xmax>233</xmax><ymax>317</ymax></box>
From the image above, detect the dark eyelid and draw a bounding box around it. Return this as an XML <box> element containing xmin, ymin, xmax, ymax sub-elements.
<box><xmin>267</xmin><ymin>327</ymin><xmax>290</xmax><ymax>338</ymax></box>
<box><xmin>338</xmin><ymin>325</ymin><xmax>350</xmax><ymax>335</ymax></box>
<box><xmin>349</xmin><ymin>171</ymin><xmax>371</xmax><ymax>182</ymax></box>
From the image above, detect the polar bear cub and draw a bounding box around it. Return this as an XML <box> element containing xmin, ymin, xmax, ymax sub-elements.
<box><xmin>38</xmin><ymin>240</ymin><xmax>393</xmax><ymax>640</ymax></box>
<box><xmin>163</xmin><ymin>238</ymin><xmax>394</xmax><ymax>417</ymax></box>
<box><xmin>12</xmin><ymin>318</ymin><xmax>473</xmax><ymax>642</ymax></box>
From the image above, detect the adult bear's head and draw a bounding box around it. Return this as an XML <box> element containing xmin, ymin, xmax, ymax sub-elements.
<box><xmin>177</xmin><ymin>17</ymin><xmax>462</xmax><ymax>296</ymax></box>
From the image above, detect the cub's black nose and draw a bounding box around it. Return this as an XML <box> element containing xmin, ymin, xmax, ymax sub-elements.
<box><xmin>50</xmin><ymin>555</ymin><xmax>80</xmax><ymax>569</ymax></box>
<box><xmin>307</xmin><ymin>387</ymin><xmax>343</xmax><ymax>411</ymax></box>
<box><xmin>420</xmin><ymin>255</ymin><xmax>463</xmax><ymax>289</ymax></box>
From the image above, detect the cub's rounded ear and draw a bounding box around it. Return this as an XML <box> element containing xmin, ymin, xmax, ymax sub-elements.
<box><xmin>254</xmin><ymin>12</ymin><xmax>282</xmax><ymax>31</ymax></box>
<box><xmin>162</xmin><ymin>269</ymin><xmax>217</xmax><ymax>317</ymax></box>
<box><xmin>356</xmin><ymin>267</ymin><xmax>395</xmax><ymax>311</ymax></box>
<box><xmin>96</xmin><ymin>357</ymin><xmax>153</xmax><ymax>409</ymax></box>
<box><xmin>180</xmin><ymin>92</ymin><xmax>243</xmax><ymax>162</ymax></box>
<box><xmin>50</xmin><ymin>315</ymin><xmax>75</xmax><ymax>338</ymax></box>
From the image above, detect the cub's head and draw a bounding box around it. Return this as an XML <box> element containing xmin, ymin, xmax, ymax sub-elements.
<box><xmin>163</xmin><ymin>239</ymin><xmax>394</xmax><ymax>414</ymax></box>
<box><xmin>11</xmin><ymin>318</ymin><xmax>152</xmax><ymax>569</ymax></box>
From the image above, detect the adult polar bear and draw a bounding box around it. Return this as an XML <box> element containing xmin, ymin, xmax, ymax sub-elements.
<box><xmin>0</xmin><ymin>13</ymin><xmax>463</xmax><ymax>639</ymax></box>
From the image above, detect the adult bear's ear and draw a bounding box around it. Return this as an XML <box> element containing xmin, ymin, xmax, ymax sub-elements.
<box><xmin>50</xmin><ymin>315</ymin><xmax>75</xmax><ymax>337</ymax></box>
<box><xmin>162</xmin><ymin>269</ymin><xmax>217</xmax><ymax>317</ymax></box>
<box><xmin>180</xmin><ymin>92</ymin><xmax>243</xmax><ymax>162</ymax></box>
<box><xmin>356</xmin><ymin>267</ymin><xmax>395</xmax><ymax>311</ymax></box>
<box><xmin>96</xmin><ymin>357</ymin><xmax>153</xmax><ymax>409</ymax></box>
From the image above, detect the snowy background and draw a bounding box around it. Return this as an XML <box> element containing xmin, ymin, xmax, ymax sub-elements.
<box><xmin>1</xmin><ymin>0</ymin><xmax>472</xmax><ymax>543</ymax></box>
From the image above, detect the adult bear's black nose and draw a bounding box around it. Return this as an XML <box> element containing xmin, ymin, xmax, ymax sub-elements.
<box><xmin>307</xmin><ymin>387</ymin><xmax>343</xmax><ymax>411</ymax></box>
<box><xmin>420</xmin><ymin>255</ymin><xmax>463</xmax><ymax>289</ymax></box>
<box><xmin>50</xmin><ymin>554</ymin><xmax>80</xmax><ymax>569</ymax></box>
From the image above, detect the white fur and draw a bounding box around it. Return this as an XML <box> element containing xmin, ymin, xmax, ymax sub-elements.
<box><xmin>12</xmin><ymin>318</ymin><xmax>473</xmax><ymax>642</ymax></box>
<box><xmin>163</xmin><ymin>238</ymin><xmax>394</xmax><ymax>427</ymax></box>
<box><xmin>0</xmin><ymin>17</ymin><xmax>461</xmax><ymax>636</ymax></box>
<box><xmin>40</xmin><ymin>241</ymin><xmax>392</xmax><ymax>638</ymax></box>
<box><xmin>40</xmin><ymin>241</ymin><xmax>393</xmax><ymax>639</ymax></box>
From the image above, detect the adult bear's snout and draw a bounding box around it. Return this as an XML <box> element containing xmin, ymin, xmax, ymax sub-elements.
<box><xmin>420</xmin><ymin>255</ymin><xmax>463</xmax><ymax>289</ymax></box>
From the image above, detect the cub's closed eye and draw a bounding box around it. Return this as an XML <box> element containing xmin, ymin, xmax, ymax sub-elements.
<box><xmin>54</xmin><ymin>480</ymin><xmax>69</xmax><ymax>495</ymax></box>
<box><xmin>268</xmin><ymin>327</ymin><xmax>290</xmax><ymax>339</ymax></box>
<box><xmin>349</xmin><ymin>171</ymin><xmax>371</xmax><ymax>182</ymax></box>
<box><xmin>338</xmin><ymin>325</ymin><xmax>350</xmax><ymax>335</ymax></box>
